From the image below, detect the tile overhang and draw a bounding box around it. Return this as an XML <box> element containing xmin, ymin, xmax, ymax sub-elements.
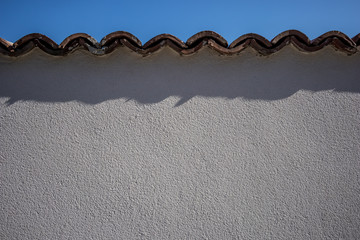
<box><xmin>1</xmin><ymin>30</ymin><xmax>359</xmax><ymax>57</ymax></box>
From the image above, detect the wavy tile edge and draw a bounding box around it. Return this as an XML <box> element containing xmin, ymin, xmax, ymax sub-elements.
<box><xmin>0</xmin><ymin>30</ymin><xmax>359</xmax><ymax>57</ymax></box>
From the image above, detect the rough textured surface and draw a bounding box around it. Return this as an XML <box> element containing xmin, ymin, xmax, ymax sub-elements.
<box><xmin>0</xmin><ymin>46</ymin><xmax>360</xmax><ymax>239</ymax></box>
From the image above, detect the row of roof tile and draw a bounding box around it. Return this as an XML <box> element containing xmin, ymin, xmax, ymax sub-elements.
<box><xmin>1</xmin><ymin>30</ymin><xmax>359</xmax><ymax>56</ymax></box>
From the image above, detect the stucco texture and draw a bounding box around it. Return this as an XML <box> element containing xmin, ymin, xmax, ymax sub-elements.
<box><xmin>1</xmin><ymin>46</ymin><xmax>360</xmax><ymax>239</ymax></box>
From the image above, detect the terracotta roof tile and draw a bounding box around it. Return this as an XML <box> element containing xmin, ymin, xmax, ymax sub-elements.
<box><xmin>0</xmin><ymin>30</ymin><xmax>359</xmax><ymax>57</ymax></box>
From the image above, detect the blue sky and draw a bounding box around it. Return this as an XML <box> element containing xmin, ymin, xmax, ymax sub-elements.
<box><xmin>1</xmin><ymin>0</ymin><xmax>359</xmax><ymax>44</ymax></box>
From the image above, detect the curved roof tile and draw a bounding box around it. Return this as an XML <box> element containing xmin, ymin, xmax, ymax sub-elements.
<box><xmin>0</xmin><ymin>30</ymin><xmax>358</xmax><ymax>56</ymax></box>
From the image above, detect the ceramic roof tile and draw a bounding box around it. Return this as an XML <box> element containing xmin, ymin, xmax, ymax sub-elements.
<box><xmin>0</xmin><ymin>30</ymin><xmax>359</xmax><ymax>56</ymax></box>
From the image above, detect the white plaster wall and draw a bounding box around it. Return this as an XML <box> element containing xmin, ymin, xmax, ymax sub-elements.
<box><xmin>0</xmin><ymin>46</ymin><xmax>360</xmax><ymax>239</ymax></box>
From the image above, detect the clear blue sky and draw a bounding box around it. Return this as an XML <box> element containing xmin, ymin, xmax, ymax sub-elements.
<box><xmin>1</xmin><ymin>0</ymin><xmax>359</xmax><ymax>44</ymax></box>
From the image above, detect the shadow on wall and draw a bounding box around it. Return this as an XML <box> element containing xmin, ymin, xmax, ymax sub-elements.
<box><xmin>0</xmin><ymin>48</ymin><xmax>360</xmax><ymax>106</ymax></box>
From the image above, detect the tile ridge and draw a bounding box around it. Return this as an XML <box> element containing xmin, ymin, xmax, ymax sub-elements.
<box><xmin>0</xmin><ymin>30</ymin><xmax>358</xmax><ymax>56</ymax></box>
